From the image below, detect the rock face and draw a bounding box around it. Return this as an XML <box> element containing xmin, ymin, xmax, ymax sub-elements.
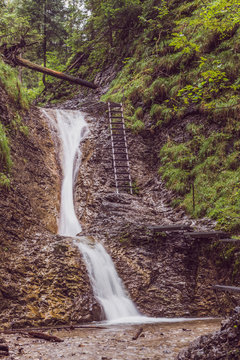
<box><xmin>0</xmin><ymin>87</ymin><xmax>99</xmax><ymax>328</ymax></box>
<box><xmin>177</xmin><ymin>307</ymin><xmax>240</xmax><ymax>359</ymax></box>
<box><xmin>0</xmin><ymin>233</ymin><xmax>100</xmax><ymax>328</ymax></box>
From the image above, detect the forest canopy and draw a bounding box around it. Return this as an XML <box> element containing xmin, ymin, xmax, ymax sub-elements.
<box><xmin>0</xmin><ymin>0</ymin><xmax>239</xmax><ymax>94</ymax></box>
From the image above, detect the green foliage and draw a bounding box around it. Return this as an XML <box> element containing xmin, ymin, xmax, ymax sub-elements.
<box><xmin>100</xmin><ymin>0</ymin><xmax>240</xmax><ymax>134</ymax></box>
<box><xmin>131</xmin><ymin>180</ymin><xmax>140</xmax><ymax>195</ymax></box>
<box><xmin>190</xmin><ymin>0</ymin><xmax>240</xmax><ymax>37</ymax></box>
<box><xmin>131</xmin><ymin>119</ymin><xmax>145</xmax><ymax>132</ymax></box>
<box><xmin>0</xmin><ymin>173</ymin><xmax>10</xmax><ymax>189</ymax></box>
<box><xmin>0</xmin><ymin>59</ymin><xmax>29</xmax><ymax>189</ymax></box>
<box><xmin>176</xmin><ymin>69</ymin><xmax>230</xmax><ymax>107</ymax></box>
<box><xmin>159</xmin><ymin>125</ymin><xmax>240</xmax><ymax>232</ymax></box>
<box><xmin>0</xmin><ymin>1</ymin><xmax>36</xmax><ymax>46</ymax></box>
<box><xmin>0</xmin><ymin>122</ymin><xmax>12</xmax><ymax>173</ymax></box>
<box><xmin>12</xmin><ymin>113</ymin><xmax>29</xmax><ymax>136</ymax></box>
<box><xmin>0</xmin><ymin>60</ymin><xmax>29</xmax><ymax>110</ymax></box>
<box><xmin>170</xmin><ymin>33</ymin><xmax>200</xmax><ymax>54</ymax></box>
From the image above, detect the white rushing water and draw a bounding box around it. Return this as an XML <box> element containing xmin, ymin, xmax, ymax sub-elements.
<box><xmin>55</xmin><ymin>110</ymin><xmax>88</xmax><ymax>236</ymax></box>
<box><xmin>45</xmin><ymin>108</ymin><xmax>140</xmax><ymax>321</ymax></box>
<box><xmin>78</xmin><ymin>242</ymin><xmax>140</xmax><ymax>320</ymax></box>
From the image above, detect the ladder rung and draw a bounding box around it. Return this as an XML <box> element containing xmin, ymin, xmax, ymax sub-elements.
<box><xmin>109</xmin><ymin>103</ymin><xmax>121</xmax><ymax>108</ymax></box>
<box><xmin>110</xmin><ymin>116</ymin><xmax>123</xmax><ymax>119</ymax></box>
<box><xmin>113</xmin><ymin>152</ymin><xmax>127</xmax><ymax>155</ymax></box>
<box><xmin>115</xmin><ymin>166</ymin><xmax>129</xmax><ymax>168</ymax></box>
<box><xmin>110</xmin><ymin>122</ymin><xmax>123</xmax><ymax>125</ymax></box>
<box><xmin>117</xmin><ymin>179</ymin><xmax>130</xmax><ymax>182</ymax></box>
<box><xmin>115</xmin><ymin>173</ymin><xmax>129</xmax><ymax>175</ymax></box>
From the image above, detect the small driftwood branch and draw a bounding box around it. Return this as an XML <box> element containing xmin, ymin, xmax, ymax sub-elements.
<box><xmin>28</xmin><ymin>331</ymin><xmax>64</xmax><ymax>342</ymax></box>
<box><xmin>132</xmin><ymin>327</ymin><xmax>143</xmax><ymax>340</ymax></box>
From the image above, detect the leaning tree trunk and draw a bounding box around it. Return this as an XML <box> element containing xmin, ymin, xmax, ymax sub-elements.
<box><xmin>43</xmin><ymin>0</ymin><xmax>47</xmax><ymax>86</ymax></box>
<box><xmin>15</xmin><ymin>56</ymin><xmax>98</xmax><ymax>89</ymax></box>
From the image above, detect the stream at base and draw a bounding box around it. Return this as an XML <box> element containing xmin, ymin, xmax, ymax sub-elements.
<box><xmin>4</xmin><ymin>319</ymin><xmax>221</xmax><ymax>359</ymax></box>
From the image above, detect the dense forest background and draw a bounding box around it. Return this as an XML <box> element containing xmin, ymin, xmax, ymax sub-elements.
<box><xmin>0</xmin><ymin>0</ymin><xmax>240</xmax><ymax>233</ymax></box>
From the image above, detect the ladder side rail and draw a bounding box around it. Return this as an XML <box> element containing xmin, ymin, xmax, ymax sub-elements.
<box><xmin>120</xmin><ymin>103</ymin><xmax>133</xmax><ymax>194</ymax></box>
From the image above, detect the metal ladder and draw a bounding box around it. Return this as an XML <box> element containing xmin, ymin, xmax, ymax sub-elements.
<box><xmin>108</xmin><ymin>102</ymin><xmax>133</xmax><ymax>194</ymax></box>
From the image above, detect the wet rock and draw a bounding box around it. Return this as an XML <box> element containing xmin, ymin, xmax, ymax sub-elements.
<box><xmin>0</xmin><ymin>343</ymin><xmax>9</xmax><ymax>356</ymax></box>
<box><xmin>177</xmin><ymin>308</ymin><xmax>240</xmax><ymax>359</ymax></box>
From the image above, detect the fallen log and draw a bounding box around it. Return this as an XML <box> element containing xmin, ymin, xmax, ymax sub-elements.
<box><xmin>27</xmin><ymin>331</ymin><xmax>64</xmax><ymax>342</ymax></box>
<box><xmin>212</xmin><ymin>285</ymin><xmax>240</xmax><ymax>293</ymax></box>
<box><xmin>15</xmin><ymin>56</ymin><xmax>97</xmax><ymax>89</ymax></box>
<box><xmin>1</xmin><ymin>42</ymin><xmax>97</xmax><ymax>89</ymax></box>
<box><xmin>2</xmin><ymin>324</ymin><xmax>106</xmax><ymax>334</ymax></box>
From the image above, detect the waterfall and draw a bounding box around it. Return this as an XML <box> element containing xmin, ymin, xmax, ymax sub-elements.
<box><xmin>43</xmin><ymin>108</ymin><xmax>140</xmax><ymax>322</ymax></box>
<box><xmin>55</xmin><ymin>110</ymin><xmax>88</xmax><ymax>236</ymax></box>
<box><xmin>78</xmin><ymin>242</ymin><xmax>140</xmax><ymax>320</ymax></box>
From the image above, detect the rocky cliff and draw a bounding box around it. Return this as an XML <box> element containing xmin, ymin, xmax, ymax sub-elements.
<box><xmin>0</xmin><ymin>80</ymin><xmax>238</xmax><ymax>329</ymax></box>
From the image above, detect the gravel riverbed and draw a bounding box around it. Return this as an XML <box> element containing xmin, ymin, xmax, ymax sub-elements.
<box><xmin>2</xmin><ymin>319</ymin><xmax>221</xmax><ymax>360</ymax></box>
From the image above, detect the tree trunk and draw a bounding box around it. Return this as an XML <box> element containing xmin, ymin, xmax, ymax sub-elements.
<box><xmin>43</xmin><ymin>0</ymin><xmax>47</xmax><ymax>86</ymax></box>
<box><xmin>15</xmin><ymin>56</ymin><xmax>97</xmax><ymax>89</ymax></box>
